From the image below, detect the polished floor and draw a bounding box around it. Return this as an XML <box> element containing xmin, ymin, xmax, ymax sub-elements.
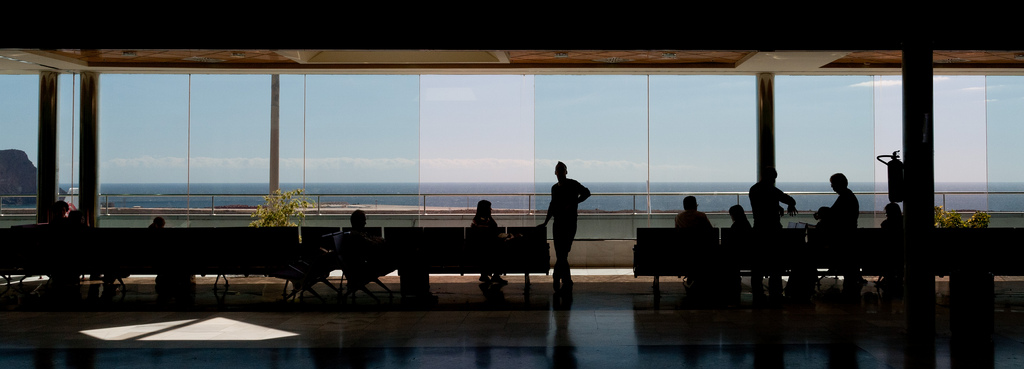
<box><xmin>2</xmin><ymin>270</ymin><xmax>1023</xmax><ymax>368</ymax></box>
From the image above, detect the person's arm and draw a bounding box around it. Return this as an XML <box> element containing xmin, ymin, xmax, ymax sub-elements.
<box><xmin>577</xmin><ymin>182</ymin><xmax>591</xmax><ymax>204</ymax></box>
<box><xmin>780</xmin><ymin>192</ymin><xmax>797</xmax><ymax>216</ymax></box>
<box><xmin>540</xmin><ymin>197</ymin><xmax>554</xmax><ymax>227</ymax></box>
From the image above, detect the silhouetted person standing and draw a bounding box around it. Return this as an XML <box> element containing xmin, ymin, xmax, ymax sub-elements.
<box><xmin>749</xmin><ymin>168</ymin><xmax>797</xmax><ymax>229</ymax></box>
<box><xmin>829</xmin><ymin>173</ymin><xmax>862</xmax><ymax>302</ymax></box>
<box><xmin>748</xmin><ymin>168</ymin><xmax>796</xmax><ymax>305</ymax></box>
<box><xmin>540</xmin><ymin>161</ymin><xmax>590</xmax><ymax>294</ymax></box>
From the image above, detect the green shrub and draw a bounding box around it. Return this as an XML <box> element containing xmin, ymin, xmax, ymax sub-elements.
<box><xmin>250</xmin><ymin>189</ymin><xmax>313</xmax><ymax>228</ymax></box>
<box><xmin>934</xmin><ymin>206</ymin><xmax>990</xmax><ymax>228</ymax></box>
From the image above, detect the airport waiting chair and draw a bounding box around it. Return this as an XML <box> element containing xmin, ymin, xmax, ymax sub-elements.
<box><xmin>334</xmin><ymin>231</ymin><xmax>394</xmax><ymax>302</ymax></box>
<box><xmin>269</xmin><ymin>233</ymin><xmax>341</xmax><ymax>303</ymax></box>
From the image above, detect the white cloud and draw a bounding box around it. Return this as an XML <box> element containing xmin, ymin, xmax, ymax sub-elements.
<box><xmin>850</xmin><ymin>79</ymin><xmax>902</xmax><ymax>88</ymax></box>
<box><xmin>285</xmin><ymin>157</ymin><xmax>416</xmax><ymax>169</ymax></box>
<box><xmin>106</xmin><ymin>156</ymin><xmax>416</xmax><ymax>170</ymax></box>
<box><xmin>536</xmin><ymin>158</ymin><xmax>647</xmax><ymax>171</ymax></box>
<box><xmin>422</xmin><ymin>157</ymin><xmax>533</xmax><ymax>170</ymax></box>
<box><xmin>190</xmin><ymin>157</ymin><xmax>269</xmax><ymax>168</ymax></box>
<box><xmin>105</xmin><ymin>155</ymin><xmax>187</xmax><ymax>168</ymax></box>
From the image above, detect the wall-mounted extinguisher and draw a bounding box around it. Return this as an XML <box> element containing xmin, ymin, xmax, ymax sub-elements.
<box><xmin>876</xmin><ymin>150</ymin><xmax>904</xmax><ymax>203</ymax></box>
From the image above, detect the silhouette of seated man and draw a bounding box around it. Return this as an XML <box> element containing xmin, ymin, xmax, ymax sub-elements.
<box><xmin>674</xmin><ymin>196</ymin><xmax>719</xmax><ymax>303</ymax></box>
<box><xmin>45</xmin><ymin>200</ymin><xmax>70</xmax><ymax>227</ymax></box>
<box><xmin>42</xmin><ymin>201</ymin><xmax>80</xmax><ymax>298</ymax></box>
<box><xmin>342</xmin><ymin>210</ymin><xmax>395</xmax><ymax>295</ymax></box>
<box><xmin>675</xmin><ymin>196</ymin><xmax>713</xmax><ymax>229</ymax></box>
<box><xmin>875</xmin><ymin>202</ymin><xmax>903</xmax><ymax>297</ymax></box>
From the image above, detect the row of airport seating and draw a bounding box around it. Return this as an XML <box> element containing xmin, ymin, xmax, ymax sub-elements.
<box><xmin>0</xmin><ymin>225</ymin><xmax>551</xmax><ymax>292</ymax></box>
<box><xmin>633</xmin><ymin>226</ymin><xmax>1021</xmax><ymax>289</ymax></box>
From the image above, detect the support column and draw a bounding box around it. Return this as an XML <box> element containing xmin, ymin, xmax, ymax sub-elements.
<box><xmin>36</xmin><ymin>72</ymin><xmax>59</xmax><ymax>223</ymax></box>
<box><xmin>269</xmin><ymin>74</ymin><xmax>280</xmax><ymax>193</ymax></box>
<box><xmin>756</xmin><ymin>73</ymin><xmax>775</xmax><ymax>178</ymax></box>
<box><xmin>902</xmin><ymin>42</ymin><xmax>936</xmax><ymax>340</ymax></box>
<box><xmin>80</xmin><ymin>72</ymin><xmax>100</xmax><ymax>227</ymax></box>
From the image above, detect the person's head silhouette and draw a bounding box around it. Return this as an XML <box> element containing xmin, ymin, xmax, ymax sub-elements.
<box><xmin>884</xmin><ymin>202</ymin><xmax>902</xmax><ymax>218</ymax></box>
<box><xmin>830</xmin><ymin>173</ymin><xmax>849</xmax><ymax>192</ymax></box>
<box><xmin>475</xmin><ymin>200</ymin><xmax>492</xmax><ymax>218</ymax></box>
<box><xmin>729</xmin><ymin>205</ymin><xmax>746</xmax><ymax>223</ymax></box>
<box><xmin>762</xmin><ymin>167</ymin><xmax>778</xmax><ymax>184</ymax></box>
<box><xmin>555</xmin><ymin>161</ymin><xmax>567</xmax><ymax>181</ymax></box>
<box><xmin>50</xmin><ymin>200</ymin><xmax>69</xmax><ymax>223</ymax></box>
<box><xmin>683</xmin><ymin>196</ymin><xmax>698</xmax><ymax>211</ymax></box>
<box><xmin>351</xmin><ymin>210</ymin><xmax>367</xmax><ymax>229</ymax></box>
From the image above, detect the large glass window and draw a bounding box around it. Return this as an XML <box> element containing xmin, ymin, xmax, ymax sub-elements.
<box><xmin>100</xmin><ymin>75</ymin><xmax>189</xmax><ymax>186</ymax></box>
<box><xmin>0</xmin><ymin>75</ymin><xmax>39</xmax><ymax>215</ymax></box>
<box><xmin>776</xmin><ymin>76</ymin><xmax>875</xmax><ymax>213</ymax></box>
<box><xmin>16</xmin><ymin>71</ymin><xmax>1024</xmax><ymax>232</ymax></box>
<box><xmin>188</xmin><ymin>75</ymin><xmax>270</xmax><ymax>187</ymax></box>
<box><xmin>985</xmin><ymin>76</ymin><xmax>1024</xmax><ymax>212</ymax></box>
<box><xmin>872</xmin><ymin>76</ymin><xmax>903</xmax><ymax>213</ymax></box>
<box><xmin>934</xmin><ymin>76</ymin><xmax>987</xmax><ymax>211</ymax></box>
<box><xmin>278</xmin><ymin>74</ymin><xmax>307</xmax><ymax>190</ymax></box>
<box><xmin>300</xmin><ymin>75</ymin><xmax>420</xmax><ymax>213</ymax></box>
<box><xmin>649</xmin><ymin>75</ymin><xmax>756</xmax><ymax>213</ymax></box>
<box><xmin>99</xmin><ymin>75</ymin><xmax>189</xmax><ymax>224</ymax></box>
<box><xmin>535</xmin><ymin>75</ymin><xmax>649</xmax><ymax>213</ymax></box>
<box><xmin>58</xmin><ymin>74</ymin><xmax>80</xmax><ymax>202</ymax></box>
<box><xmin>419</xmin><ymin>75</ymin><xmax>534</xmax><ymax>217</ymax></box>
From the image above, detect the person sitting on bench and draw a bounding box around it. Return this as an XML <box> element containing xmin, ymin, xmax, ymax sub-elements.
<box><xmin>471</xmin><ymin>200</ymin><xmax>506</xmax><ymax>285</ymax></box>
<box><xmin>675</xmin><ymin>196</ymin><xmax>713</xmax><ymax>229</ymax></box>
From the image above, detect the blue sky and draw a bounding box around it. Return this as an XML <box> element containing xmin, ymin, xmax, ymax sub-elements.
<box><xmin>2</xmin><ymin>73</ymin><xmax>1021</xmax><ymax>188</ymax></box>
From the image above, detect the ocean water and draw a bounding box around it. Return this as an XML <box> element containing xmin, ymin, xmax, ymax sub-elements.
<box><xmin>40</xmin><ymin>181</ymin><xmax>1020</xmax><ymax>213</ymax></box>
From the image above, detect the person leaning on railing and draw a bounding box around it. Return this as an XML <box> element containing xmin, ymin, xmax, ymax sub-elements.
<box><xmin>539</xmin><ymin>161</ymin><xmax>590</xmax><ymax>295</ymax></box>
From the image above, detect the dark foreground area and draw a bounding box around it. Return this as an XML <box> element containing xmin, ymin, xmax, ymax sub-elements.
<box><xmin>2</xmin><ymin>272</ymin><xmax>1023</xmax><ymax>368</ymax></box>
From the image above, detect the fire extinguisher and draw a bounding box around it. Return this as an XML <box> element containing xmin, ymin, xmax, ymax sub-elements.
<box><xmin>876</xmin><ymin>150</ymin><xmax>904</xmax><ymax>203</ymax></box>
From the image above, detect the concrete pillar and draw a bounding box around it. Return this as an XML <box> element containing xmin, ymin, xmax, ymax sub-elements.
<box><xmin>80</xmin><ymin>72</ymin><xmax>100</xmax><ymax>226</ymax></box>
<box><xmin>902</xmin><ymin>42</ymin><xmax>936</xmax><ymax>340</ymax></box>
<box><xmin>270</xmin><ymin>74</ymin><xmax>280</xmax><ymax>193</ymax></box>
<box><xmin>756</xmin><ymin>73</ymin><xmax>775</xmax><ymax>178</ymax></box>
<box><xmin>36</xmin><ymin>71</ymin><xmax>59</xmax><ymax>223</ymax></box>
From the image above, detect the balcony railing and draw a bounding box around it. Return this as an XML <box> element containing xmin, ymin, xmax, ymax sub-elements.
<box><xmin>0</xmin><ymin>190</ymin><xmax>1009</xmax><ymax>216</ymax></box>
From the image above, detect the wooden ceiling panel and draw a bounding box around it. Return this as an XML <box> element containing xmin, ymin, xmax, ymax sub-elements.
<box><xmin>14</xmin><ymin>49</ymin><xmax>1024</xmax><ymax>72</ymax></box>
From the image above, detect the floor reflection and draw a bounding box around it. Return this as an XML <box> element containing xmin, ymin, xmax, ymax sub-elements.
<box><xmin>2</xmin><ymin>272</ymin><xmax>1024</xmax><ymax>369</ymax></box>
<box><xmin>12</xmin><ymin>343</ymin><xmax>1011</xmax><ymax>369</ymax></box>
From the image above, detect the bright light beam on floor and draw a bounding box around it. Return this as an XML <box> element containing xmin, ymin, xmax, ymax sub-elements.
<box><xmin>81</xmin><ymin>318</ymin><xmax>298</xmax><ymax>341</ymax></box>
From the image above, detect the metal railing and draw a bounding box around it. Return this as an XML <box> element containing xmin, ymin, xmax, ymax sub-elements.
<box><xmin>0</xmin><ymin>190</ymin><xmax>1010</xmax><ymax>216</ymax></box>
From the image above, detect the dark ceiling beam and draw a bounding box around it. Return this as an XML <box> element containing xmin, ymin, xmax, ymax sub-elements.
<box><xmin>6</xmin><ymin>9</ymin><xmax>1018</xmax><ymax>52</ymax></box>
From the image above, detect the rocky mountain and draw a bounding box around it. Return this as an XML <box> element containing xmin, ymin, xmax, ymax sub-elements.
<box><xmin>0</xmin><ymin>149</ymin><xmax>37</xmax><ymax>205</ymax></box>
